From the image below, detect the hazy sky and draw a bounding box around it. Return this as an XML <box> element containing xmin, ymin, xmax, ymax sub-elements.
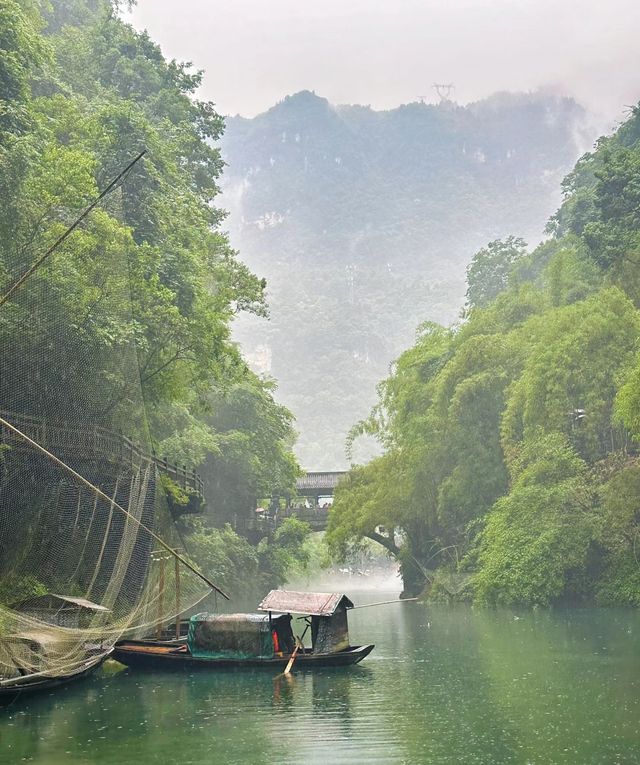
<box><xmin>127</xmin><ymin>0</ymin><xmax>640</xmax><ymax>125</ymax></box>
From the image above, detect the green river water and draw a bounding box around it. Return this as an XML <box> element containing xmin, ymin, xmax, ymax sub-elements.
<box><xmin>2</xmin><ymin>588</ymin><xmax>640</xmax><ymax>764</ymax></box>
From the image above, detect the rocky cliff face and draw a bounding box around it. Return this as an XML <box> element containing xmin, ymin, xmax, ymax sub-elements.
<box><xmin>220</xmin><ymin>90</ymin><xmax>596</xmax><ymax>469</ymax></box>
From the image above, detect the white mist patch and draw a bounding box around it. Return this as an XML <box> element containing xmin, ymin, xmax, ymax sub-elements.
<box><xmin>286</xmin><ymin>569</ymin><xmax>402</xmax><ymax>594</ymax></box>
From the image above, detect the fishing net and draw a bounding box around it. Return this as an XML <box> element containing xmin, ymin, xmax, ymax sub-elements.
<box><xmin>0</xmin><ymin>177</ymin><xmax>213</xmax><ymax>686</ymax></box>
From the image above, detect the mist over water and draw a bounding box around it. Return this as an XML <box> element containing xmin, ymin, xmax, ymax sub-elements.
<box><xmin>4</xmin><ymin>4</ymin><xmax>640</xmax><ymax>765</ymax></box>
<box><xmin>4</xmin><ymin>598</ymin><xmax>640</xmax><ymax>764</ymax></box>
<box><xmin>286</xmin><ymin>568</ymin><xmax>402</xmax><ymax>596</ymax></box>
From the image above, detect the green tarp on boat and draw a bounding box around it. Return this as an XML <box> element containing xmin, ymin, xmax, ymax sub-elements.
<box><xmin>188</xmin><ymin>613</ymin><xmax>292</xmax><ymax>660</ymax></box>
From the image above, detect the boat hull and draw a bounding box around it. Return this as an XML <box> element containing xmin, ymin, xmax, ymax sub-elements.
<box><xmin>0</xmin><ymin>653</ymin><xmax>108</xmax><ymax>705</ymax></box>
<box><xmin>112</xmin><ymin>640</ymin><xmax>374</xmax><ymax>670</ymax></box>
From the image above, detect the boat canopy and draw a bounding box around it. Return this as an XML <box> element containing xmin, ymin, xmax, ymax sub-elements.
<box><xmin>258</xmin><ymin>590</ymin><xmax>354</xmax><ymax>616</ymax></box>
<box><xmin>9</xmin><ymin>594</ymin><xmax>111</xmax><ymax>629</ymax></box>
<box><xmin>188</xmin><ymin>613</ymin><xmax>292</xmax><ymax>660</ymax></box>
<box><xmin>11</xmin><ymin>595</ymin><xmax>110</xmax><ymax>613</ymax></box>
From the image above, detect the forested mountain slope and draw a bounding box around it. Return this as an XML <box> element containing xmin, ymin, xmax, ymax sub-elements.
<box><xmin>328</xmin><ymin>103</ymin><xmax>640</xmax><ymax>606</ymax></box>
<box><xmin>221</xmin><ymin>91</ymin><xmax>595</xmax><ymax>467</ymax></box>
<box><xmin>0</xmin><ymin>0</ymin><xmax>306</xmax><ymax>596</ymax></box>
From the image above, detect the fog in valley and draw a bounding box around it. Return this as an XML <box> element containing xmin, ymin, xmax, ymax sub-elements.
<box><xmin>127</xmin><ymin>0</ymin><xmax>640</xmax><ymax>468</ymax></box>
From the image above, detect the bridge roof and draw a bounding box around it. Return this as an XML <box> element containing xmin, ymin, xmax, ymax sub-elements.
<box><xmin>296</xmin><ymin>471</ymin><xmax>347</xmax><ymax>492</ymax></box>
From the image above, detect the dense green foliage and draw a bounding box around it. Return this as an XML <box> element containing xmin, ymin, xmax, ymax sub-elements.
<box><xmin>180</xmin><ymin>517</ymin><xmax>312</xmax><ymax>597</ymax></box>
<box><xmin>223</xmin><ymin>90</ymin><xmax>594</xmax><ymax>468</ymax></box>
<box><xmin>465</xmin><ymin>236</ymin><xmax>527</xmax><ymax>309</ymax></box>
<box><xmin>329</xmin><ymin>104</ymin><xmax>640</xmax><ymax>605</ymax></box>
<box><xmin>0</xmin><ymin>0</ymin><xmax>301</xmax><ymax>590</ymax></box>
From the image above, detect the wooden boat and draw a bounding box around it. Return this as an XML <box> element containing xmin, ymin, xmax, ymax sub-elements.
<box><xmin>0</xmin><ymin>597</ymin><xmax>113</xmax><ymax>704</ymax></box>
<box><xmin>113</xmin><ymin>590</ymin><xmax>374</xmax><ymax>671</ymax></box>
<box><xmin>112</xmin><ymin>638</ymin><xmax>373</xmax><ymax>670</ymax></box>
<box><xmin>0</xmin><ymin>652</ymin><xmax>108</xmax><ymax>705</ymax></box>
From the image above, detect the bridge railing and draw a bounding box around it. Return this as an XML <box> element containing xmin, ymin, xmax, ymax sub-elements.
<box><xmin>280</xmin><ymin>505</ymin><xmax>330</xmax><ymax>524</ymax></box>
<box><xmin>0</xmin><ymin>410</ymin><xmax>204</xmax><ymax>508</ymax></box>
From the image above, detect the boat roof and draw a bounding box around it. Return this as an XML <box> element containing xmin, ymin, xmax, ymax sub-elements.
<box><xmin>10</xmin><ymin>594</ymin><xmax>110</xmax><ymax>612</ymax></box>
<box><xmin>258</xmin><ymin>590</ymin><xmax>354</xmax><ymax>616</ymax></box>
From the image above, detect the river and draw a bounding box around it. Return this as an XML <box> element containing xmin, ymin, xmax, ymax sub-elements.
<box><xmin>2</xmin><ymin>587</ymin><xmax>640</xmax><ymax>764</ymax></box>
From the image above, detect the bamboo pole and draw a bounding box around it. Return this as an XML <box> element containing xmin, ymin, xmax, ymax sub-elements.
<box><xmin>351</xmin><ymin>597</ymin><xmax>418</xmax><ymax>610</ymax></box>
<box><xmin>0</xmin><ymin>151</ymin><xmax>146</xmax><ymax>308</ymax></box>
<box><xmin>156</xmin><ymin>556</ymin><xmax>165</xmax><ymax>640</ymax></box>
<box><xmin>175</xmin><ymin>554</ymin><xmax>181</xmax><ymax>640</ymax></box>
<box><xmin>282</xmin><ymin>623</ymin><xmax>311</xmax><ymax>676</ymax></box>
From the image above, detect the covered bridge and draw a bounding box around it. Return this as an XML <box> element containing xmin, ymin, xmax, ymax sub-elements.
<box><xmin>294</xmin><ymin>471</ymin><xmax>347</xmax><ymax>505</ymax></box>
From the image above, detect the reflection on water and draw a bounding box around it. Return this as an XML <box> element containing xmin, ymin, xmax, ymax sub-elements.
<box><xmin>2</xmin><ymin>592</ymin><xmax>640</xmax><ymax>764</ymax></box>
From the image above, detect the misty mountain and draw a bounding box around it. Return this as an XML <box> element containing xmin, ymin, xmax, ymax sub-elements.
<box><xmin>219</xmin><ymin>90</ymin><xmax>595</xmax><ymax>469</ymax></box>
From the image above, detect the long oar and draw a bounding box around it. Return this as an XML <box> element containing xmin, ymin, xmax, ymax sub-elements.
<box><xmin>283</xmin><ymin>623</ymin><xmax>310</xmax><ymax>676</ymax></box>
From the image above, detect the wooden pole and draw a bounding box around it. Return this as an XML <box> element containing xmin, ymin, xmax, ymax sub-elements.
<box><xmin>156</xmin><ymin>556</ymin><xmax>165</xmax><ymax>640</ymax></box>
<box><xmin>283</xmin><ymin>640</ymin><xmax>301</xmax><ymax>675</ymax></box>
<box><xmin>351</xmin><ymin>597</ymin><xmax>418</xmax><ymax>610</ymax></box>
<box><xmin>175</xmin><ymin>553</ymin><xmax>181</xmax><ymax>640</ymax></box>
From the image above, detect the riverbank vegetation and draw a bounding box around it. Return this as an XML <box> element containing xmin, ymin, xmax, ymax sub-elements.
<box><xmin>0</xmin><ymin>0</ymin><xmax>303</xmax><ymax>594</ymax></box>
<box><xmin>328</xmin><ymin>104</ymin><xmax>640</xmax><ymax>606</ymax></box>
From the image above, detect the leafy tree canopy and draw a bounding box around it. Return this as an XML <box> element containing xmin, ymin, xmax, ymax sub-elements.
<box><xmin>329</xmin><ymin>102</ymin><xmax>640</xmax><ymax>604</ymax></box>
<box><xmin>0</xmin><ymin>0</ymin><xmax>300</xmax><ymax>586</ymax></box>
